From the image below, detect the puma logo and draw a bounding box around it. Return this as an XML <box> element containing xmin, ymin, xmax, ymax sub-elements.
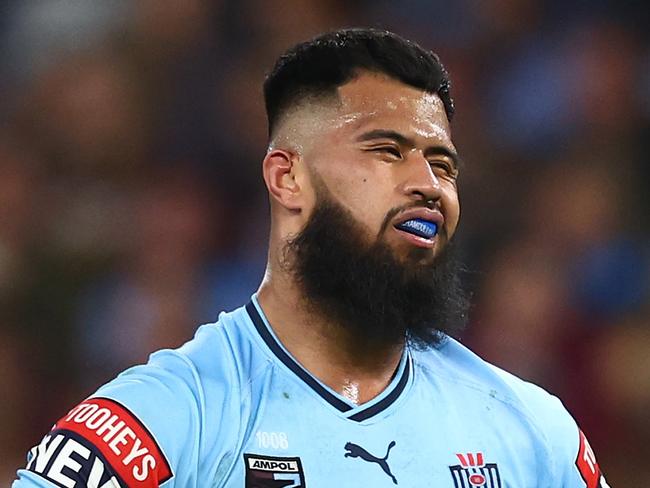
<box><xmin>344</xmin><ymin>441</ymin><xmax>397</xmax><ymax>484</ymax></box>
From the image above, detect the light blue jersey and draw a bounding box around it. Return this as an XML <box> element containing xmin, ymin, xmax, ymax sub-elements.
<box><xmin>14</xmin><ymin>296</ymin><xmax>608</xmax><ymax>487</ymax></box>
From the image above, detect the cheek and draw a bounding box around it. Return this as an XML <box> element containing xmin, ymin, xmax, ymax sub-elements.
<box><xmin>320</xmin><ymin>161</ymin><xmax>374</xmax><ymax>205</ymax></box>
<box><xmin>340</xmin><ymin>178</ymin><xmax>386</xmax><ymax>224</ymax></box>
<box><xmin>442</xmin><ymin>187</ymin><xmax>460</xmax><ymax>236</ymax></box>
<box><xmin>325</xmin><ymin>171</ymin><xmax>391</xmax><ymax>230</ymax></box>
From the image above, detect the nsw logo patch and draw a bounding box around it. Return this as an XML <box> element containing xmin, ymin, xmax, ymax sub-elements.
<box><xmin>449</xmin><ymin>452</ymin><xmax>502</xmax><ymax>488</ymax></box>
<box><xmin>244</xmin><ymin>453</ymin><xmax>306</xmax><ymax>487</ymax></box>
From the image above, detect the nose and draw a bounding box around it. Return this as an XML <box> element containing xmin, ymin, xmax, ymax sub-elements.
<box><xmin>398</xmin><ymin>151</ymin><xmax>442</xmax><ymax>204</ymax></box>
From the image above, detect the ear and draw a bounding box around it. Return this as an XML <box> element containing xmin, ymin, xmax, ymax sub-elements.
<box><xmin>262</xmin><ymin>149</ymin><xmax>304</xmax><ymax>211</ymax></box>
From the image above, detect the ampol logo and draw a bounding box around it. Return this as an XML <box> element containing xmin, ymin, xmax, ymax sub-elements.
<box><xmin>243</xmin><ymin>454</ymin><xmax>306</xmax><ymax>488</ymax></box>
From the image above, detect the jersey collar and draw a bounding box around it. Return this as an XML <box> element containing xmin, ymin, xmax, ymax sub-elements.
<box><xmin>245</xmin><ymin>295</ymin><xmax>412</xmax><ymax>422</ymax></box>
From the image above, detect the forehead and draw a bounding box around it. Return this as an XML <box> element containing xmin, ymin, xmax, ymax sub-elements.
<box><xmin>332</xmin><ymin>73</ymin><xmax>451</xmax><ymax>142</ymax></box>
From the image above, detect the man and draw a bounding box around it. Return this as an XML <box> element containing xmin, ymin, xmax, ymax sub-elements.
<box><xmin>15</xmin><ymin>28</ymin><xmax>608</xmax><ymax>487</ymax></box>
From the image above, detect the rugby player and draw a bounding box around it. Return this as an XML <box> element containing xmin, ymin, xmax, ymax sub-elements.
<box><xmin>14</xmin><ymin>28</ymin><xmax>609</xmax><ymax>487</ymax></box>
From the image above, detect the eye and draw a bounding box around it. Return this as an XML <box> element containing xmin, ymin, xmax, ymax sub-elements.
<box><xmin>429</xmin><ymin>160</ymin><xmax>458</xmax><ymax>178</ymax></box>
<box><xmin>371</xmin><ymin>146</ymin><xmax>402</xmax><ymax>158</ymax></box>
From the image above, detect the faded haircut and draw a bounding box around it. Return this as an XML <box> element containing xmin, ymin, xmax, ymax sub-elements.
<box><xmin>263</xmin><ymin>28</ymin><xmax>454</xmax><ymax>137</ymax></box>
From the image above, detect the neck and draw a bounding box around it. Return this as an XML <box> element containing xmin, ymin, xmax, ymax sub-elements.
<box><xmin>256</xmin><ymin>269</ymin><xmax>405</xmax><ymax>405</ymax></box>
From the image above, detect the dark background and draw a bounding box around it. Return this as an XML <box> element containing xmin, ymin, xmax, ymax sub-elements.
<box><xmin>2</xmin><ymin>1</ymin><xmax>649</xmax><ymax>484</ymax></box>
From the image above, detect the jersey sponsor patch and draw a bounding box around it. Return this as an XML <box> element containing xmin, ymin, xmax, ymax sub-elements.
<box><xmin>575</xmin><ymin>430</ymin><xmax>609</xmax><ymax>488</ymax></box>
<box><xmin>244</xmin><ymin>453</ymin><xmax>306</xmax><ymax>488</ymax></box>
<box><xmin>25</xmin><ymin>397</ymin><xmax>172</xmax><ymax>488</ymax></box>
<box><xmin>449</xmin><ymin>452</ymin><xmax>502</xmax><ymax>488</ymax></box>
<box><xmin>26</xmin><ymin>430</ymin><xmax>126</xmax><ymax>487</ymax></box>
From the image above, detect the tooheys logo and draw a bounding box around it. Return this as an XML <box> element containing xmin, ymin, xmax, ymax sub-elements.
<box><xmin>26</xmin><ymin>397</ymin><xmax>172</xmax><ymax>488</ymax></box>
<box><xmin>575</xmin><ymin>430</ymin><xmax>610</xmax><ymax>488</ymax></box>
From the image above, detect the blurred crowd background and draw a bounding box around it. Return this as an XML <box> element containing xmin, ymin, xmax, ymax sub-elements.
<box><xmin>1</xmin><ymin>0</ymin><xmax>649</xmax><ymax>484</ymax></box>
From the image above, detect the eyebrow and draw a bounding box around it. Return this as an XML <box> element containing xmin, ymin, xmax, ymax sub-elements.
<box><xmin>355</xmin><ymin>129</ymin><xmax>461</xmax><ymax>170</ymax></box>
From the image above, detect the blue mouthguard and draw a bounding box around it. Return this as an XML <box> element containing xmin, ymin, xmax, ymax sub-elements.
<box><xmin>395</xmin><ymin>218</ymin><xmax>438</xmax><ymax>239</ymax></box>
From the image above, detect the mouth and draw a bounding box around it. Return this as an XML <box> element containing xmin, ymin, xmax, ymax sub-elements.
<box><xmin>392</xmin><ymin>218</ymin><xmax>441</xmax><ymax>249</ymax></box>
<box><xmin>394</xmin><ymin>218</ymin><xmax>439</xmax><ymax>240</ymax></box>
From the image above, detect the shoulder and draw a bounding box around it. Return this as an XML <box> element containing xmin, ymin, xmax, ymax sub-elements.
<box><xmin>414</xmin><ymin>337</ymin><xmax>571</xmax><ymax>418</ymax></box>
<box><xmin>413</xmin><ymin>337</ymin><xmax>608</xmax><ymax>486</ymax></box>
<box><xmin>14</xmin><ymin>304</ymin><xmax>260</xmax><ymax>487</ymax></box>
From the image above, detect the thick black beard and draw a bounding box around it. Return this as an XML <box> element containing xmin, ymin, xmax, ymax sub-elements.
<box><xmin>282</xmin><ymin>192</ymin><xmax>470</xmax><ymax>350</ymax></box>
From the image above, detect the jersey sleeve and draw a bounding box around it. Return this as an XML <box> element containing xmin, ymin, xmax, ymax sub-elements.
<box><xmin>538</xmin><ymin>394</ymin><xmax>610</xmax><ymax>487</ymax></box>
<box><xmin>13</xmin><ymin>350</ymin><xmax>203</xmax><ymax>488</ymax></box>
<box><xmin>487</xmin><ymin>362</ymin><xmax>611</xmax><ymax>487</ymax></box>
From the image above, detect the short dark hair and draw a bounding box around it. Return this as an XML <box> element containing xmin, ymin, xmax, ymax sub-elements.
<box><xmin>263</xmin><ymin>28</ymin><xmax>454</xmax><ymax>137</ymax></box>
